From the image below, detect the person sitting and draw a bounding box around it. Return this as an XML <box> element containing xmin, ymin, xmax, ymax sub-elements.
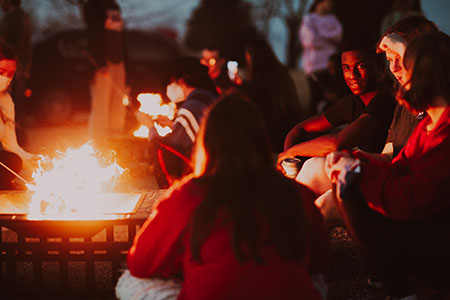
<box><xmin>295</xmin><ymin>16</ymin><xmax>439</xmax><ymax>198</ymax></box>
<box><xmin>278</xmin><ymin>33</ymin><xmax>395</xmax><ymax>168</ymax></box>
<box><xmin>200</xmin><ymin>47</ymin><xmax>235</xmax><ymax>95</ymax></box>
<box><xmin>241</xmin><ymin>36</ymin><xmax>303</xmax><ymax>153</ymax></box>
<box><xmin>0</xmin><ymin>42</ymin><xmax>38</xmax><ymax>189</ymax></box>
<box><xmin>373</xmin><ymin>15</ymin><xmax>438</xmax><ymax>159</ymax></box>
<box><xmin>117</xmin><ymin>94</ymin><xmax>329</xmax><ymax>300</ymax></box>
<box><xmin>325</xmin><ymin>31</ymin><xmax>450</xmax><ymax>299</ymax></box>
<box><xmin>137</xmin><ymin>57</ymin><xmax>218</xmax><ymax>188</ymax></box>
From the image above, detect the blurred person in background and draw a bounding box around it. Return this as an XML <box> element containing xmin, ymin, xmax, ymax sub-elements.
<box><xmin>325</xmin><ymin>31</ymin><xmax>450</xmax><ymax>300</ymax></box>
<box><xmin>299</xmin><ymin>0</ymin><xmax>343</xmax><ymax>117</ymax></box>
<box><xmin>241</xmin><ymin>36</ymin><xmax>303</xmax><ymax>154</ymax></box>
<box><xmin>200</xmin><ymin>47</ymin><xmax>235</xmax><ymax>95</ymax></box>
<box><xmin>0</xmin><ymin>42</ymin><xmax>38</xmax><ymax>189</ymax></box>
<box><xmin>83</xmin><ymin>0</ymin><xmax>127</xmax><ymax>142</ymax></box>
<box><xmin>117</xmin><ymin>94</ymin><xmax>328</xmax><ymax>300</ymax></box>
<box><xmin>136</xmin><ymin>57</ymin><xmax>218</xmax><ymax>189</ymax></box>
<box><xmin>0</xmin><ymin>0</ymin><xmax>32</xmax><ymax>141</ymax></box>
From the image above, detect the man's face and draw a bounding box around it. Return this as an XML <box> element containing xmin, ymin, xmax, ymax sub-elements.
<box><xmin>201</xmin><ymin>49</ymin><xmax>224</xmax><ymax>79</ymax></box>
<box><xmin>341</xmin><ymin>50</ymin><xmax>376</xmax><ymax>96</ymax></box>
<box><xmin>0</xmin><ymin>59</ymin><xmax>16</xmax><ymax>79</ymax></box>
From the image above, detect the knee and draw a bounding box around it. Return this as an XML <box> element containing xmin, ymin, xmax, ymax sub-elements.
<box><xmin>296</xmin><ymin>157</ymin><xmax>331</xmax><ymax>195</ymax></box>
<box><xmin>296</xmin><ymin>157</ymin><xmax>324</xmax><ymax>184</ymax></box>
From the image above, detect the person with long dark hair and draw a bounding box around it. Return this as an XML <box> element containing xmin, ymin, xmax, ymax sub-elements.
<box><xmin>325</xmin><ymin>31</ymin><xmax>450</xmax><ymax>299</ymax></box>
<box><xmin>117</xmin><ymin>94</ymin><xmax>328</xmax><ymax>300</ymax></box>
<box><xmin>241</xmin><ymin>36</ymin><xmax>303</xmax><ymax>153</ymax></box>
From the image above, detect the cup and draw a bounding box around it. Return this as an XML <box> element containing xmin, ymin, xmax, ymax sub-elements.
<box><xmin>281</xmin><ymin>158</ymin><xmax>303</xmax><ymax>179</ymax></box>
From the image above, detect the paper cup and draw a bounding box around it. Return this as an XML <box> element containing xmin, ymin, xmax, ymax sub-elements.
<box><xmin>281</xmin><ymin>158</ymin><xmax>302</xmax><ymax>179</ymax></box>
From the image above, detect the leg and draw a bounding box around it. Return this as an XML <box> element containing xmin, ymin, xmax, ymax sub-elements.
<box><xmin>314</xmin><ymin>189</ymin><xmax>343</xmax><ymax>230</ymax></box>
<box><xmin>334</xmin><ymin>184</ymin><xmax>416</xmax><ymax>297</ymax></box>
<box><xmin>296</xmin><ymin>157</ymin><xmax>332</xmax><ymax>196</ymax></box>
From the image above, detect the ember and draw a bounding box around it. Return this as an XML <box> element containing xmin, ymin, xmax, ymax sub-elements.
<box><xmin>133</xmin><ymin>93</ymin><xmax>175</xmax><ymax>138</ymax></box>
<box><xmin>26</xmin><ymin>144</ymin><xmax>128</xmax><ymax>219</ymax></box>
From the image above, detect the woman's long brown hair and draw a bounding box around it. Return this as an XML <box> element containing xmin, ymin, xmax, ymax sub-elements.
<box><xmin>189</xmin><ymin>94</ymin><xmax>309</xmax><ymax>263</ymax></box>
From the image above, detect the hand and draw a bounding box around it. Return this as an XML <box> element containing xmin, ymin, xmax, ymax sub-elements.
<box><xmin>154</xmin><ymin>115</ymin><xmax>173</xmax><ymax>128</ymax></box>
<box><xmin>135</xmin><ymin>111</ymin><xmax>153</xmax><ymax>127</ymax></box>
<box><xmin>324</xmin><ymin>152</ymin><xmax>358</xmax><ymax>184</ymax></box>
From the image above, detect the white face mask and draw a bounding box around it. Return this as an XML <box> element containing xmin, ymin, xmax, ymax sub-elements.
<box><xmin>0</xmin><ymin>75</ymin><xmax>12</xmax><ymax>93</ymax></box>
<box><xmin>166</xmin><ymin>83</ymin><xmax>185</xmax><ymax>103</ymax></box>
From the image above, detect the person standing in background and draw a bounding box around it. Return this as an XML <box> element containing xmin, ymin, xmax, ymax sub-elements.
<box><xmin>200</xmin><ymin>47</ymin><xmax>235</xmax><ymax>95</ymax></box>
<box><xmin>0</xmin><ymin>0</ymin><xmax>32</xmax><ymax>133</ymax></box>
<box><xmin>83</xmin><ymin>0</ymin><xmax>127</xmax><ymax>142</ymax></box>
<box><xmin>299</xmin><ymin>0</ymin><xmax>342</xmax><ymax>117</ymax></box>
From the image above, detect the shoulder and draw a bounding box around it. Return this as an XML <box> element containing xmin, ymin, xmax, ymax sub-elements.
<box><xmin>156</xmin><ymin>177</ymin><xmax>207</xmax><ymax>212</ymax></box>
<box><xmin>182</xmin><ymin>90</ymin><xmax>217</xmax><ymax>111</ymax></box>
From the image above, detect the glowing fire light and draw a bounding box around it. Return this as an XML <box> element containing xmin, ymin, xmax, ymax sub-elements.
<box><xmin>154</xmin><ymin>122</ymin><xmax>171</xmax><ymax>137</ymax></box>
<box><xmin>133</xmin><ymin>93</ymin><xmax>175</xmax><ymax>138</ymax></box>
<box><xmin>134</xmin><ymin>125</ymin><xmax>149</xmax><ymax>138</ymax></box>
<box><xmin>26</xmin><ymin>144</ymin><xmax>127</xmax><ymax>220</ymax></box>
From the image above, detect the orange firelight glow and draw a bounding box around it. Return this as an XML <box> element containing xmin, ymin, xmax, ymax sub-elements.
<box><xmin>133</xmin><ymin>93</ymin><xmax>175</xmax><ymax>138</ymax></box>
<box><xmin>26</xmin><ymin>144</ymin><xmax>130</xmax><ymax>220</ymax></box>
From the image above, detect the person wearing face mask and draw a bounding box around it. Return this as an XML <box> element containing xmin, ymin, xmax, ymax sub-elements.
<box><xmin>0</xmin><ymin>42</ymin><xmax>38</xmax><ymax>189</ymax></box>
<box><xmin>324</xmin><ymin>31</ymin><xmax>450</xmax><ymax>299</ymax></box>
<box><xmin>142</xmin><ymin>57</ymin><xmax>218</xmax><ymax>188</ymax></box>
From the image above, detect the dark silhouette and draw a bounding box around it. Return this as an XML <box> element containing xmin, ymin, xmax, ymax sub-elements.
<box><xmin>184</xmin><ymin>0</ymin><xmax>257</xmax><ymax>63</ymax></box>
<box><xmin>241</xmin><ymin>36</ymin><xmax>303</xmax><ymax>153</ymax></box>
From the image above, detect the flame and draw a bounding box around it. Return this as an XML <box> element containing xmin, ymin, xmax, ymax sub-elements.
<box><xmin>154</xmin><ymin>122</ymin><xmax>171</xmax><ymax>137</ymax></box>
<box><xmin>133</xmin><ymin>125</ymin><xmax>149</xmax><ymax>138</ymax></box>
<box><xmin>26</xmin><ymin>144</ymin><xmax>126</xmax><ymax>219</ymax></box>
<box><xmin>133</xmin><ymin>93</ymin><xmax>175</xmax><ymax>138</ymax></box>
<box><xmin>136</xmin><ymin>93</ymin><xmax>175</xmax><ymax>119</ymax></box>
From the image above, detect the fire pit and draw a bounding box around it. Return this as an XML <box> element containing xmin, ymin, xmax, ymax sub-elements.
<box><xmin>0</xmin><ymin>189</ymin><xmax>164</xmax><ymax>297</ymax></box>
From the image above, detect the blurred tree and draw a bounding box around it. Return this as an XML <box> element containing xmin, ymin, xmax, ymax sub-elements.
<box><xmin>184</xmin><ymin>0</ymin><xmax>257</xmax><ymax>63</ymax></box>
<box><xmin>253</xmin><ymin>0</ymin><xmax>308</xmax><ymax>69</ymax></box>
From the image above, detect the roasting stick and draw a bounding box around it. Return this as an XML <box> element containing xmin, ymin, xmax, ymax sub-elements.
<box><xmin>0</xmin><ymin>161</ymin><xmax>30</xmax><ymax>185</ymax></box>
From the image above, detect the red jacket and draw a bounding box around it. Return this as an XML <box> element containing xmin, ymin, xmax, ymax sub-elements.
<box><xmin>355</xmin><ymin>105</ymin><xmax>450</xmax><ymax>220</ymax></box>
<box><xmin>127</xmin><ymin>178</ymin><xmax>328</xmax><ymax>300</ymax></box>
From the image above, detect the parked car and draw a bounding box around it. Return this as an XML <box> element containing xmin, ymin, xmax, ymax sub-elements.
<box><xmin>26</xmin><ymin>29</ymin><xmax>182</xmax><ymax>125</ymax></box>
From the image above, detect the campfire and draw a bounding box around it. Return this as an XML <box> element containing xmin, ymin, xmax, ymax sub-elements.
<box><xmin>24</xmin><ymin>144</ymin><xmax>141</xmax><ymax>221</ymax></box>
<box><xmin>133</xmin><ymin>93</ymin><xmax>175</xmax><ymax>138</ymax></box>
